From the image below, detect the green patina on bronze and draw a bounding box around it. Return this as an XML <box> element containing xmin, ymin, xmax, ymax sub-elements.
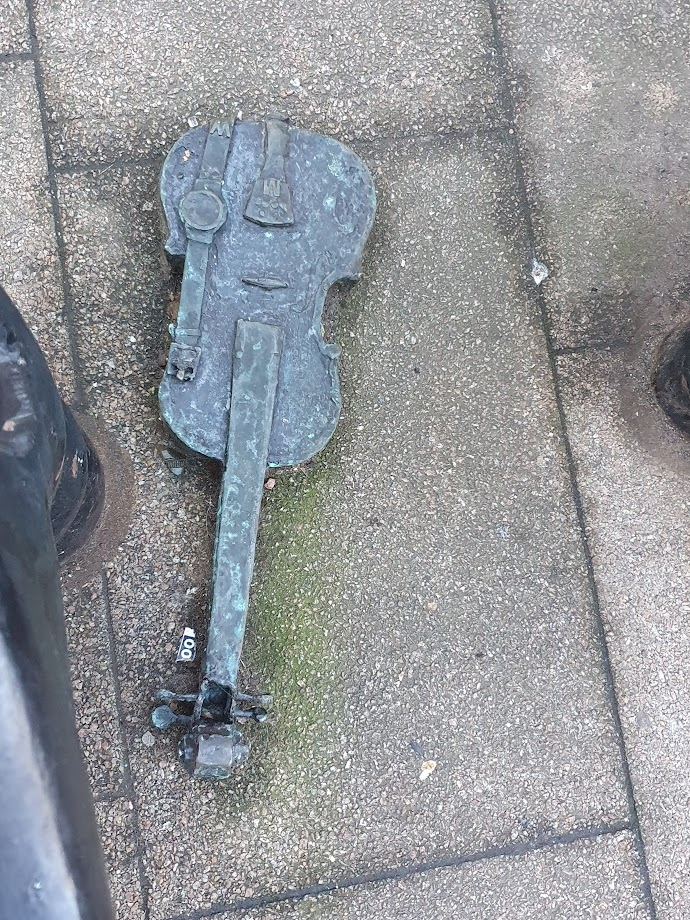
<box><xmin>153</xmin><ymin>114</ymin><xmax>376</xmax><ymax>779</ymax></box>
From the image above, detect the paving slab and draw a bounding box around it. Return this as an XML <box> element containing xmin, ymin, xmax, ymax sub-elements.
<box><xmin>0</xmin><ymin>60</ymin><xmax>73</xmax><ymax>394</ymax></box>
<box><xmin>57</xmin><ymin>130</ymin><xmax>629</xmax><ymax>918</ymax></box>
<box><xmin>223</xmin><ymin>832</ymin><xmax>648</xmax><ymax>920</ymax></box>
<box><xmin>497</xmin><ymin>0</ymin><xmax>690</xmax><ymax>350</ymax></box>
<box><xmin>559</xmin><ymin>344</ymin><xmax>690</xmax><ymax>920</ymax></box>
<box><xmin>35</xmin><ymin>0</ymin><xmax>501</xmax><ymax>168</ymax></box>
<box><xmin>0</xmin><ymin>0</ymin><xmax>29</xmax><ymax>55</ymax></box>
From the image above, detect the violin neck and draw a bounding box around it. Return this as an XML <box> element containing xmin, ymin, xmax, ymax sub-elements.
<box><xmin>205</xmin><ymin>319</ymin><xmax>284</xmax><ymax>690</ymax></box>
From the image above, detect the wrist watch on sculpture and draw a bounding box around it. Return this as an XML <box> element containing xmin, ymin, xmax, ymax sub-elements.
<box><xmin>168</xmin><ymin>120</ymin><xmax>232</xmax><ymax>382</ymax></box>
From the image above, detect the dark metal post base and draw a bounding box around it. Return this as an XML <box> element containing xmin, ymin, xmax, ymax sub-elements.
<box><xmin>0</xmin><ymin>285</ymin><xmax>112</xmax><ymax>918</ymax></box>
<box><xmin>154</xmin><ymin>320</ymin><xmax>282</xmax><ymax>778</ymax></box>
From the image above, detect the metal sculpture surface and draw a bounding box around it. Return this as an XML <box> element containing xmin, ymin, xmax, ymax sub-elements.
<box><xmin>153</xmin><ymin>115</ymin><xmax>376</xmax><ymax>779</ymax></box>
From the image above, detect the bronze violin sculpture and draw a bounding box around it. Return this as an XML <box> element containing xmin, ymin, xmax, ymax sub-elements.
<box><xmin>152</xmin><ymin>114</ymin><xmax>376</xmax><ymax>779</ymax></box>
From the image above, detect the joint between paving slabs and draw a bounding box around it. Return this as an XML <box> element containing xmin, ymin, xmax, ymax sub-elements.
<box><xmin>49</xmin><ymin>121</ymin><xmax>506</xmax><ymax>178</ymax></box>
<box><xmin>164</xmin><ymin>820</ymin><xmax>633</xmax><ymax>920</ymax></box>
<box><xmin>484</xmin><ymin>0</ymin><xmax>658</xmax><ymax>916</ymax></box>
<box><xmin>24</xmin><ymin>0</ymin><xmax>90</xmax><ymax>410</ymax></box>
<box><xmin>0</xmin><ymin>51</ymin><xmax>33</xmax><ymax>64</ymax></box>
<box><xmin>99</xmin><ymin>569</ymin><xmax>152</xmax><ymax>919</ymax></box>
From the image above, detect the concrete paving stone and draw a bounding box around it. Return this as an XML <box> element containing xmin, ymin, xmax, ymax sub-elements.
<box><xmin>223</xmin><ymin>832</ymin><xmax>648</xmax><ymax>920</ymax></box>
<box><xmin>35</xmin><ymin>0</ymin><xmax>501</xmax><ymax>168</ymax></box>
<box><xmin>62</xmin><ymin>576</ymin><xmax>126</xmax><ymax>795</ymax></box>
<box><xmin>0</xmin><ymin>0</ymin><xmax>29</xmax><ymax>55</ymax></box>
<box><xmin>496</xmin><ymin>0</ymin><xmax>690</xmax><ymax>350</ymax></box>
<box><xmin>58</xmin><ymin>131</ymin><xmax>629</xmax><ymax>919</ymax></box>
<box><xmin>95</xmin><ymin>798</ymin><xmax>146</xmax><ymax>920</ymax></box>
<box><xmin>558</xmin><ymin>344</ymin><xmax>690</xmax><ymax>920</ymax></box>
<box><xmin>0</xmin><ymin>60</ymin><xmax>74</xmax><ymax>394</ymax></box>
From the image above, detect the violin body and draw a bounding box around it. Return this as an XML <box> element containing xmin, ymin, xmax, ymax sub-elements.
<box><xmin>159</xmin><ymin>118</ymin><xmax>376</xmax><ymax>466</ymax></box>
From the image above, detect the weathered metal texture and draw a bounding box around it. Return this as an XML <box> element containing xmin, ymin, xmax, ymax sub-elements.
<box><xmin>205</xmin><ymin>320</ymin><xmax>283</xmax><ymax>689</ymax></box>
<box><xmin>156</xmin><ymin>116</ymin><xmax>376</xmax><ymax>779</ymax></box>
<box><xmin>0</xmin><ymin>286</ymin><xmax>112</xmax><ymax>917</ymax></box>
<box><xmin>159</xmin><ymin>117</ymin><xmax>376</xmax><ymax>466</ymax></box>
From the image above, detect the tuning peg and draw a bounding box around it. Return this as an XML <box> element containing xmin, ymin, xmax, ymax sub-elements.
<box><xmin>155</xmin><ymin>689</ymin><xmax>197</xmax><ymax>705</ymax></box>
<box><xmin>152</xmin><ymin>704</ymin><xmax>191</xmax><ymax>730</ymax></box>
<box><xmin>234</xmin><ymin>691</ymin><xmax>273</xmax><ymax>709</ymax></box>
<box><xmin>232</xmin><ymin>706</ymin><xmax>269</xmax><ymax>723</ymax></box>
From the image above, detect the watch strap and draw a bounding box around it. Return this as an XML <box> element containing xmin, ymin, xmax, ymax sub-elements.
<box><xmin>167</xmin><ymin>119</ymin><xmax>234</xmax><ymax>381</ymax></box>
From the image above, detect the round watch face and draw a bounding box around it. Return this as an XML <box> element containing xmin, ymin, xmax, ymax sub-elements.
<box><xmin>179</xmin><ymin>189</ymin><xmax>226</xmax><ymax>232</ymax></box>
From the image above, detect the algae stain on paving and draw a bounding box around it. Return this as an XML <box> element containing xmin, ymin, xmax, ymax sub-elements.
<box><xmin>236</xmin><ymin>258</ymin><xmax>375</xmax><ymax>803</ymax></box>
<box><xmin>242</xmin><ymin>451</ymin><xmax>346</xmax><ymax>796</ymax></box>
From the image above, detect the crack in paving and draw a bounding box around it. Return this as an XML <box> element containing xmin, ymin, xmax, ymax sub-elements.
<box><xmin>24</xmin><ymin>0</ymin><xmax>88</xmax><ymax>409</ymax></box>
<box><xmin>554</xmin><ymin>340</ymin><xmax>629</xmax><ymax>357</ymax></box>
<box><xmin>53</xmin><ymin>153</ymin><xmax>165</xmax><ymax>177</ymax></box>
<box><xmin>100</xmin><ymin>570</ymin><xmax>153</xmax><ymax>920</ymax></box>
<box><xmin>93</xmin><ymin>787</ymin><xmax>131</xmax><ymax>805</ymax></box>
